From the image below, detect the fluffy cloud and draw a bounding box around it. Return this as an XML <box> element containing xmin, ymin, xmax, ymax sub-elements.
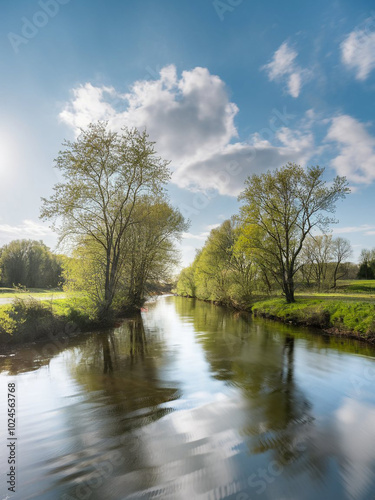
<box><xmin>262</xmin><ymin>42</ymin><xmax>307</xmax><ymax>98</ymax></box>
<box><xmin>173</xmin><ymin>129</ymin><xmax>314</xmax><ymax>196</ymax></box>
<box><xmin>60</xmin><ymin>65</ymin><xmax>314</xmax><ymax>196</ymax></box>
<box><xmin>341</xmin><ymin>22</ymin><xmax>375</xmax><ymax>80</ymax></box>
<box><xmin>182</xmin><ymin>232</ymin><xmax>209</xmax><ymax>241</ymax></box>
<box><xmin>60</xmin><ymin>66</ymin><xmax>238</xmax><ymax>166</ymax></box>
<box><xmin>326</xmin><ymin>115</ymin><xmax>375</xmax><ymax>184</ymax></box>
<box><xmin>0</xmin><ymin>220</ymin><xmax>53</xmax><ymax>245</ymax></box>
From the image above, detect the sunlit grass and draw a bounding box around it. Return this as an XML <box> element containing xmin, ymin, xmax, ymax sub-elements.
<box><xmin>252</xmin><ymin>297</ymin><xmax>375</xmax><ymax>340</ymax></box>
<box><xmin>0</xmin><ymin>294</ymin><xmax>95</xmax><ymax>343</ymax></box>
<box><xmin>0</xmin><ymin>287</ymin><xmax>68</xmax><ymax>299</ymax></box>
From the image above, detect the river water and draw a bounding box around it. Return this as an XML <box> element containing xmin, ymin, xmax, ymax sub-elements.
<box><xmin>1</xmin><ymin>295</ymin><xmax>375</xmax><ymax>500</ymax></box>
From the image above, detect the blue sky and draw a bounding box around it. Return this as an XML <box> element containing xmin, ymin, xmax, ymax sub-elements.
<box><xmin>1</xmin><ymin>0</ymin><xmax>375</xmax><ymax>267</ymax></box>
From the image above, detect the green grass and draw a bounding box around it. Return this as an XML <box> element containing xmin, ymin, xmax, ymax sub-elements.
<box><xmin>295</xmin><ymin>280</ymin><xmax>375</xmax><ymax>302</ymax></box>
<box><xmin>336</xmin><ymin>279</ymin><xmax>375</xmax><ymax>293</ymax></box>
<box><xmin>0</xmin><ymin>295</ymin><xmax>96</xmax><ymax>344</ymax></box>
<box><xmin>0</xmin><ymin>287</ymin><xmax>67</xmax><ymax>299</ymax></box>
<box><xmin>252</xmin><ymin>297</ymin><xmax>375</xmax><ymax>341</ymax></box>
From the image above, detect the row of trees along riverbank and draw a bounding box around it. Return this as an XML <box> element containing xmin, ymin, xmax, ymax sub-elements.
<box><xmin>177</xmin><ymin>163</ymin><xmax>350</xmax><ymax>307</ymax></box>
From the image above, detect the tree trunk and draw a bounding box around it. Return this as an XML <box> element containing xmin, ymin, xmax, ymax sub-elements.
<box><xmin>284</xmin><ymin>273</ymin><xmax>295</xmax><ymax>303</ymax></box>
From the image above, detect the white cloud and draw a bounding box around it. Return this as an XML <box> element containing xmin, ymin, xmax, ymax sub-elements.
<box><xmin>172</xmin><ymin>128</ymin><xmax>314</xmax><ymax>196</ymax></box>
<box><xmin>0</xmin><ymin>220</ymin><xmax>53</xmax><ymax>245</ymax></box>
<box><xmin>206</xmin><ymin>223</ymin><xmax>221</xmax><ymax>230</ymax></box>
<box><xmin>60</xmin><ymin>65</ymin><xmax>238</xmax><ymax>167</ymax></box>
<box><xmin>60</xmin><ymin>65</ymin><xmax>314</xmax><ymax>196</ymax></box>
<box><xmin>326</xmin><ymin>115</ymin><xmax>375</xmax><ymax>184</ymax></box>
<box><xmin>262</xmin><ymin>42</ymin><xmax>307</xmax><ymax>98</ymax></box>
<box><xmin>341</xmin><ymin>23</ymin><xmax>375</xmax><ymax>80</ymax></box>
<box><xmin>332</xmin><ymin>224</ymin><xmax>375</xmax><ymax>235</ymax></box>
<box><xmin>182</xmin><ymin>232</ymin><xmax>209</xmax><ymax>241</ymax></box>
<box><xmin>287</xmin><ymin>71</ymin><xmax>302</xmax><ymax>98</ymax></box>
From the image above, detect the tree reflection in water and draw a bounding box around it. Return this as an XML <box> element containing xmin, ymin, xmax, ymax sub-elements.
<box><xmin>1</xmin><ymin>297</ymin><xmax>375</xmax><ymax>499</ymax></box>
<box><xmin>174</xmin><ymin>297</ymin><xmax>321</xmax><ymax>477</ymax></box>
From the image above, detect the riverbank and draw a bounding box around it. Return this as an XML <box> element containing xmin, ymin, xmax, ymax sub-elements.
<box><xmin>252</xmin><ymin>298</ymin><xmax>375</xmax><ymax>343</ymax></box>
<box><xmin>175</xmin><ymin>288</ymin><xmax>375</xmax><ymax>343</ymax></box>
<box><xmin>0</xmin><ymin>296</ymin><xmax>101</xmax><ymax>346</ymax></box>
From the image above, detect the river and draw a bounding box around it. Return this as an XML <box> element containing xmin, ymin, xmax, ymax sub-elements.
<box><xmin>1</xmin><ymin>295</ymin><xmax>375</xmax><ymax>499</ymax></box>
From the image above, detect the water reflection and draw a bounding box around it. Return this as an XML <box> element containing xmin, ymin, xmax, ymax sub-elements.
<box><xmin>0</xmin><ymin>297</ymin><xmax>375</xmax><ymax>499</ymax></box>
<box><xmin>174</xmin><ymin>297</ymin><xmax>375</xmax><ymax>499</ymax></box>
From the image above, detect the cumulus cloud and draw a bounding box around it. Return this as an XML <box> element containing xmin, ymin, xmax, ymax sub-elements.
<box><xmin>341</xmin><ymin>22</ymin><xmax>375</xmax><ymax>80</ymax></box>
<box><xmin>60</xmin><ymin>66</ymin><xmax>238</xmax><ymax>166</ymax></box>
<box><xmin>60</xmin><ymin>65</ymin><xmax>314</xmax><ymax>196</ymax></box>
<box><xmin>262</xmin><ymin>42</ymin><xmax>307</xmax><ymax>98</ymax></box>
<box><xmin>0</xmin><ymin>220</ymin><xmax>53</xmax><ymax>245</ymax></box>
<box><xmin>173</xmin><ymin>128</ymin><xmax>314</xmax><ymax>196</ymax></box>
<box><xmin>326</xmin><ymin>115</ymin><xmax>375</xmax><ymax>184</ymax></box>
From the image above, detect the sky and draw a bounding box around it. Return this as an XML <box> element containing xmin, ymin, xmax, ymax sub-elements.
<box><xmin>1</xmin><ymin>0</ymin><xmax>375</xmax><ymax>268</ymax></box>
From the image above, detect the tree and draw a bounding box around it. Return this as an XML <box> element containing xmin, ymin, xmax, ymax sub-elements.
<box><xmin>176</xmin><ymin>219</ymin><xmax>258</xmax><ymax>307</ymax></box>
<box><xmin>301</xmin><ymin>235</ymin><xmax>333</xmax><ymax>291</ymax></box>
<box><xmin>40</xmin><ymin>122</ymin><xmax>171</xmax><ymax>319</ymax></box>
<box><xmin>238</xmin><ymin>163</ymin><xmax>349</xmax><ymax>303</ymax></box>
<box><xmin>118</xmin><ymin>197</ymin><xmax>188</xmax><ymax>308</ymax></box>
<box><xmin>0</xmin><ymin>240</ymin><xmax>62</xmax><ymax>288</ymax></box>
<box><xmin>301</xmin><ymin>235</ymin><xmax>352</xmax><ymax>290</ymax></box>
<box><xmin>331</xmin><ymin>237</ymin><xmax>352</xmax><ymax>288</ymax></box>
<box><xmin>358</xmin><ymin>249</ymin><xmax>375</xmax><ymax>280</ymax></box>
<box><xmin>194</xmin><ymin>220</ymin><xmax>236</xmax><ymax>303</ymax></box>
<box><xmin>177</xmin><ymin>264</ymin><xmax>197</xmax><ymax>297</ymax></box>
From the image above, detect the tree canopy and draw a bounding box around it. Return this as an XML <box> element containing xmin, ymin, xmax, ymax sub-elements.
<box><xmin>41</xmin><ymin>122</ymin><xmax>186</xmax><ymax>319</ymax></box>
<box><xmin>238</xmin><ymin>163</ymin><xmax>349</xmax><ymax>302</ymax></box>
<box><xmin>0</xmin><ymin>240</ymin><xmax>62</xmax><ymax>289</ymax></box>
<box><xmin>177</xmin><ymin>163</ymin><xmax>351</xmax><ymax>305</ymax></box>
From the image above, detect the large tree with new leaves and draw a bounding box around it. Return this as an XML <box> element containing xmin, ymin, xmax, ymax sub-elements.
<box><xmin>238</xmin><ymin>163</ymin><xmax>349</xmax><ymax>303</ymax></box>
<box><xmin>40</xmin><ymin>122</ymin><xmax>171</xmax><ymax>319</ymax></box>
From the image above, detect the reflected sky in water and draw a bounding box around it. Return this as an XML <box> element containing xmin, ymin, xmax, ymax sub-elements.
<box><xmin>0</xmin><ymin>295</ymin><xmax>375</xmax><ymax>499</ymax></box>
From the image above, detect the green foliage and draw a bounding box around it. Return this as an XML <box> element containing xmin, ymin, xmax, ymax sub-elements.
<box><xmin>238</xmin><ymin>163</ymin><xmax>349</xmax><ymax>302</ymax></box>
<box><xmin>0</xmin><ymin>240</ymin><xmax>63</xmax><ymax>289</ymax></box>
<box><xmin>357</xmin><ymin>249</ymin><xmax>375</xmax><ymax>279</ymax></box>
<box><xmin>176</xmin><ymin>219</ymin><xmax>257</xmax><ymax>308</ymax></box>
<box><xmin>176</xmin><ymin>263</ymin><xmax>197</xmax><ymax>297</ymax></box>
<box><xmin>41</xmin><ymin>122</ymin><xmax>186</xmax><ymax>320</ymax></box>
<box><xmin>0</xmin><ymin>295</ymin><xmax>94</xmax><ymax>344</ymax></box>
<box><xmin>0</xmin><ymin>298</ymin><xmax>56</xmax><ymax>343</ymax></box>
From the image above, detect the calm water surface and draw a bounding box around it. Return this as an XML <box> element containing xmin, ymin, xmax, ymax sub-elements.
<box><xmin>1</xmin><ymin>295</ymin><xmax>375</xmax><ymax>499</ymax></box>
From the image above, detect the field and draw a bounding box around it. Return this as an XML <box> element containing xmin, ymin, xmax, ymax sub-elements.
<box><xmin>296</xmin><ymin>280</ymin><xmax>375</xmax><ymax>301</ymax></box>
<box><xmin>0</xmin><ymin>287</ymin><xmax>66</xmax><ymax>300</ymax></box>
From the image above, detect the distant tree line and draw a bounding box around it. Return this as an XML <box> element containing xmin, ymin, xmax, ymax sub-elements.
<box><xmin>177</xmin><ymin>163</ymin><xmax>353</xmax><ymax>306</ymax></box>
<box><xmin>358</xmin><ymin>249</ymin><xmax>375</xmax><ymax>279</ymax></box>
<box><xmin>0</xmin><ymin>239</ymin><xmax>63</xmax><ymax>289</ymax></box>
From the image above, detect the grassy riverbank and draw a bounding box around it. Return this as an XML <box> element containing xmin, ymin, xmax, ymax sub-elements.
<box><xmin>176</xmin><ymin>280</ymin><xmax>375</xmax><ymax>343</ymax></box>
<box><xmin>252</xmin><ymin>297</ymin><xmax>375</xmax><ymax>342</ymax></box>
<box><xmin>0</xmin><ymin>295</ymin><xmax>97</xmax><ymax>345</ymax></box>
